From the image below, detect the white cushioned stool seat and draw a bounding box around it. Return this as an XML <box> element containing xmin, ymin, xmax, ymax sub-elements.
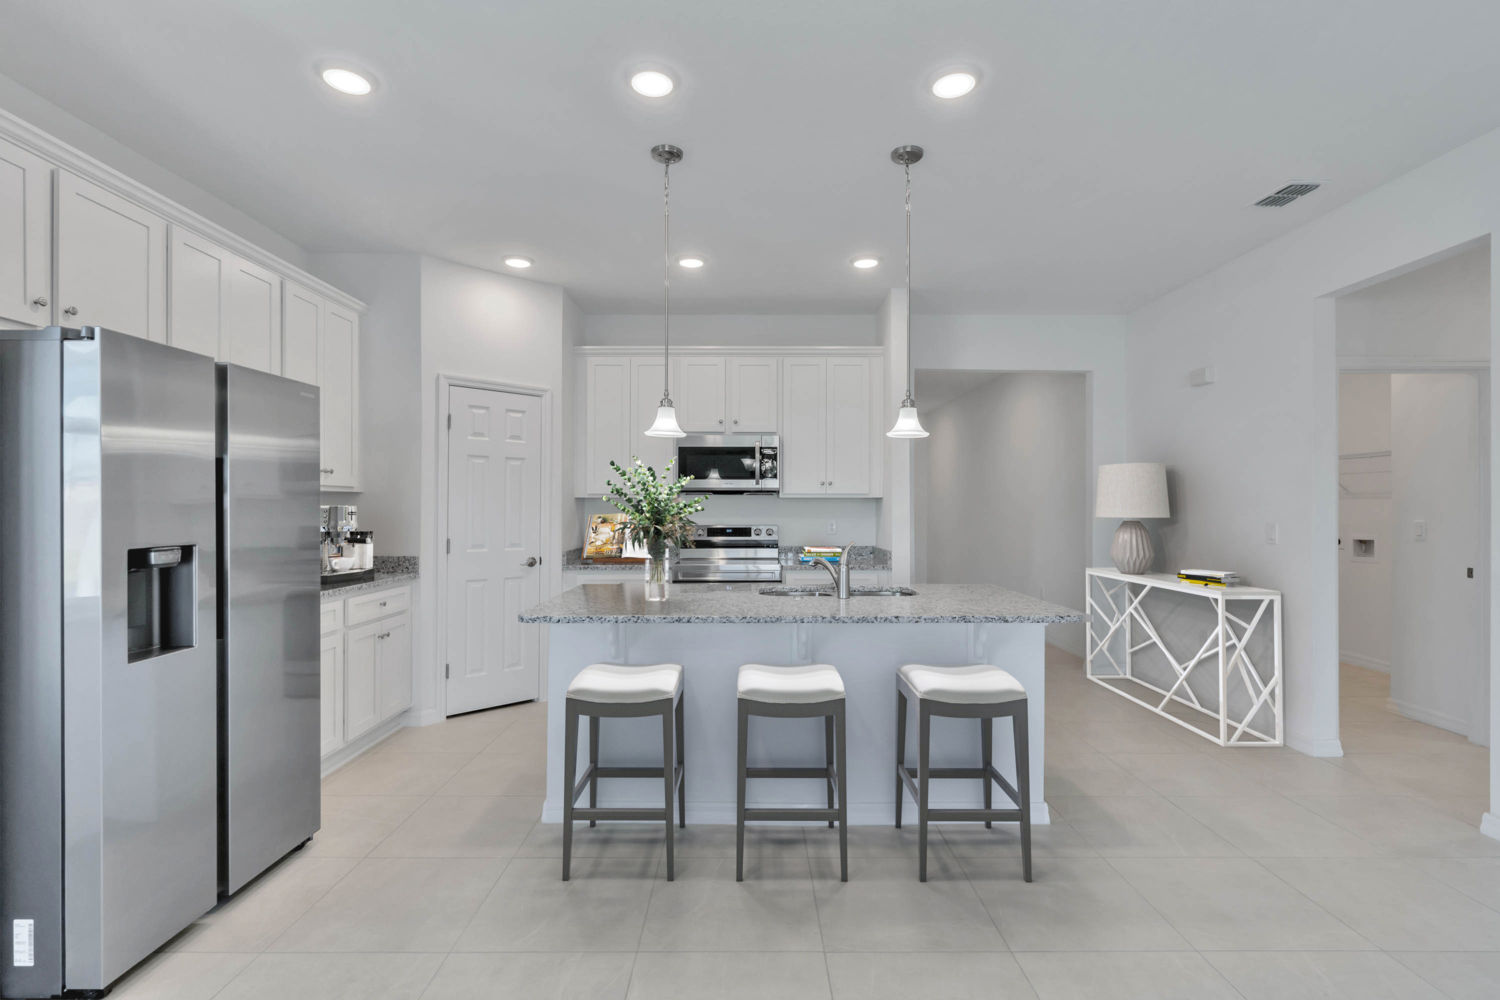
<box><xmin>898</xmin><ymin>664</ymin><xmax>1026</xmax><ymax>705</ymax></box>
<box><xmin>738</xmin><ymin>663</ymin><xmax>846</xmax><ymax>704</ymax></box>
<box><xmin>567</xmin><ymin>662</ymin><xmax>683</xmax><ymax>704</ymax></box>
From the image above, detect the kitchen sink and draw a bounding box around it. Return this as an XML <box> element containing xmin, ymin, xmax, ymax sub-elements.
<box><xmin>759</xmin><ymin>586</ymin><xmax>918</xmax><ymax>597</ymax></box>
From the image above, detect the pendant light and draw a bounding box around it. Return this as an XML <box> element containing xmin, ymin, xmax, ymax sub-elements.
<box><xmin>644</xmin><ymin>143</ymin><xmax>687</xmax><ymax>438</ymax></box>
<box><xmin>887</xmin><ymin>144</ymin><xmax>929</xmax><ymax>439</ymax></box>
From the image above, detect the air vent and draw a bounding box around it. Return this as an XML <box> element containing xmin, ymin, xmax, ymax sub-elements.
<box><xmin>1254</xmin><ymin>182</ymin><xmax>1321</xmax><ymax>207</ymax></box>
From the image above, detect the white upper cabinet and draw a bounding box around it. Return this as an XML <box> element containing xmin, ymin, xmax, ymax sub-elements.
<box><xmin>779</xmin><ymin>355</ymin><xmax>880</xmax><ymax>497</ymax></box>
<box><xmin>631</xmin><ymin>356</ymin><xmax>677</xmax><ymax>474</ymax></box>
<box><xmin>581</xmin><ymin>356</ymin><xmax>631</xmax><ymax>496</ymax></box>
<box><xmin>282</xmin><ymin>281</ymin><xmax>321</xmax><ymax>385</ymax></box>
<box><xmin>56</xmin><ymin>171</ymin><xmax>167</xmax><ymax>341</ymax></box>
<box><xmin>169</xmin><ymin>227</ymin><xmax>283</xmax><ymax>373</ymax></box>
<box><xmin>780</xmin><ymin>358</ymin><xmax>828</xmax><ymax>495</ymax></box>
<box><xmin>673</xmin><ymin>356</ymin><xmax>727</xmax><ymax>432</ymax></box>
<box><xmin>321</xmin><ymin>303</ymin><xmax>360</xmax><ymax>491</ymax></box>
<box><xmin>223</xmin><ymin>255</ymin><xmax>281</xmax><ymax>373</ymax></box>
<box><xmin>825</xmin><ymin>357</ymin><xmax>874</xmax><ymax>495</ymax></box>
<box><xmin>0</xmin><ymin>135</ymin><xmax>52</xmax><ymax>328</ymax></box>
<box><xmin>727</xmin><ymin>356</ymin><xmax>779</xmax><ymax>432</ymax></box>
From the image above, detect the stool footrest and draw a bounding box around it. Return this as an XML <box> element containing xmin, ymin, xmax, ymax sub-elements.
<box><xmin>898</xmin><ymin>765</ymin><xmax>1022</xmax><ymax>810</ymax></box>
<box><xmin>743</xmin><ymin>807</ymin><xmax>838</xmax><ymax>822</ymax></box>
<box><xmin>571</xmin><ymin>807</ymin><xmax>671</xmax><ymax>822</ymax></box>
<box><xmin>745</xmin><ymin>766</ymin><xmax>833</xmax><ymax>779</ymax></box>
<box><xmin>926</xmin><ymin>808</ymin><xmax>1024</xmax><ymax>823</ymax></box>
<box><xmin>572</xmin><ymin>763</ymin><xmax>683</xmax><ymax>806</ymax></box>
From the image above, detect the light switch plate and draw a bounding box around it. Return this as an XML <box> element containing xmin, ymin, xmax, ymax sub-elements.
<box><xmin>1265</xmin><ymin>521</ymin><xmax>1279</xmax><ymax>545</ymax></box>
<box><xmin>1414</xmin><ymin>519</ymin><xmax>1427</xmax><ymax>541</ymax></box>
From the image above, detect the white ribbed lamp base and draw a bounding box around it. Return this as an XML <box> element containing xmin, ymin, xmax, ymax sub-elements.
<box><xmin>1110</xmin><ymin>520</ymin><xmax>1155</xmax><ymax>575</ymax></box>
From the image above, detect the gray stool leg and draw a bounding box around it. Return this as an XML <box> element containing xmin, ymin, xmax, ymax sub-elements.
<box><xmin>1014</xmin><ymin>701</ymin><xmax>1032</xmax><ymax>883</ymax></box>
<box><xmin>588</xmin><ymin>714</ymin><xmax>600</xmax><ymax>828</ymax></box>
<box><xmin>981</xmin><ymin>716</ymin><xmax>993</xmax><ymax>829</ymax></box>
<box><xmin>676</xmin><ymin>693</ymin><xmax>686</xmax><ymax>829</ymax></box>
<box><xmin>562</xmin><ymin>702</ymin><xmax>579</xmax><ymax>882</ymax></box>
<box><xmin>835</xmin><ymin>702</ymin><xmax>848</xmax><ymax>882</ymax></box>
<box><xmin>918</xmin><ymin>702</ymin><xmax>931</xmax><ymax>883</ymax></box>
<box><xmin>736</xmin><ymin>701</ymin><xmax>749</xmax><ymax>882</ymax></box>
<box><xmin>662</xmin><ymin>704</ymin><xmax>676</xmax><ymax>882</ymax></box>
<box><xmin>894</xmin><ymin>689</ymin><xmax>907</xmax><ymax>828</ymax></box>
<box><xmin>824</xmin><ymin>715</ymin><xmax>836</xmax><ymax>829</ymax></box>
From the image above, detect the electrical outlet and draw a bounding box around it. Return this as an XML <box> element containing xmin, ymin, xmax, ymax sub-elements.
<box><xmin>1265</xmin><ymin>521</ymin><xmax>1278</xmax><ymax>545</ymax></box>
<box><xmin>826</xmin><ymin>520</ymin><xmax>837</xmax><ymax>536</ymax></box>
<box><xmin>1414</xmin><ymin>519</ymin><xmax>1427</xmax><ymax>541</ymax></box>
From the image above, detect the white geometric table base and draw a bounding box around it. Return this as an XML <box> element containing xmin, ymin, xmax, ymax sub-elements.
<box><xmin>1084</xmin><ymin>569</ymin><xmax>1283</xmax><ymax>747</ymax></box>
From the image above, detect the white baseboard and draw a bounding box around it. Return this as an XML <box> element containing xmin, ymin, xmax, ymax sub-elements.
<box><xmin>1389</xmin><ymin>698</ymin><xmax>1470</xmax><ymax>737</ymax></box>
<box><xmin>320</xmin><ymin>716</ymin><xmax>404</xmax><ymax>778</ymax></box>
<box><xmin>539</xmin><ymin>800</ymin><xmax>1052</xmax><ymax>827</ymax></box>
<box><xmin>407</xmin><ymin>707</ymin><xmax>446</xmax><ymax>728</ymax></box>
<box><xmin>1482</xmin><ymin>812</ymin><xmax>1500</xmax><ymax>842</ymax></box>
<box><xmin>1287</xmin><ymin>733</ymin><xmax>1344</xmax><ymax>758</ymax></box>
<box><xmin>1339</xmin><ymin>651</ymin><xmax>1390</xmax><ymax>673</ymax></box>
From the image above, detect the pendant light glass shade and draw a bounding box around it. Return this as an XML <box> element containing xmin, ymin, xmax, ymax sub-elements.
<box><xmin>887</xmin><ymin>403</ymin><xmax>928</xmax><ymax>438</ymax></box>
<box><xmin>886</xmin><ymin>144</ymin><xmax>929</xmax><ymax>440</ymax></box>
<box><xmin>645</xmin><ymin>403</ymin><xmax>685</xmax><ymax>438</ymax></box>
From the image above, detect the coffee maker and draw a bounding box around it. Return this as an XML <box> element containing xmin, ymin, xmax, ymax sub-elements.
<box><xmin>321</xmin><ymin>505</ymin><xmax>375</xmax><ymax>585</ymax></box>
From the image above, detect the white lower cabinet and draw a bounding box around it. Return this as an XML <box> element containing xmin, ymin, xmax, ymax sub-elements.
<box><xmin>322</xmin><ymin>584</ymin><xmax>412</xmax><ymax>760</ymax></box>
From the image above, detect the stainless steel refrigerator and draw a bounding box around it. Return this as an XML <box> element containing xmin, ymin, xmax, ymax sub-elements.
<box><xmin>1</xmin><ymin>327</ymin><xmax>219</xmax><ymax>998</ymax></box>
<box><xmin>216</xmin><ymin>364</ymin><xmax>321</xmax><ymax>896</ymax></box>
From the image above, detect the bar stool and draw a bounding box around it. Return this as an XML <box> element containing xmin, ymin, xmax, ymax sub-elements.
<box><xmin>736</xmin><ymin>663</ymin><xmax>848</xmax><ymax>882</ymax></box>
<box><xmin>562</xmin><ymin>662</ymin><xmax>685</xmax><ymax>881</ymax></box>
<box><xmin>894</xmin><ymin>664</ymin><xmax>1031</xmax><ymax>882</ymax></box>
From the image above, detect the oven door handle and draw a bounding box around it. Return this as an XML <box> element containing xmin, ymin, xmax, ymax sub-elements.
<box><xmin>754</xmin><ymin>440</ymin><xmax>762</xmax><ymax>488</ymax></box>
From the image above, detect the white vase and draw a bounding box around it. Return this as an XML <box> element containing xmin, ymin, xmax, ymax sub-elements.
<box><xmin>1110</xmin><ymin>520</ymin><xmax>1154</xmax><ymax>575</ymax></box>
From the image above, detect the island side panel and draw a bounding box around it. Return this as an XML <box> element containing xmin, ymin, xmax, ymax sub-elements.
<box><xmin>542</xmin><ymin>620</ymin><xmax>1048</xmax><ymax>825</ymax></box>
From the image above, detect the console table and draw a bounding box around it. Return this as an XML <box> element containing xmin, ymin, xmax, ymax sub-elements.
<box><xmin>1085</xmin><ymin>569</ymin><xmax>1282</xmax><ymax>747</ymax></box>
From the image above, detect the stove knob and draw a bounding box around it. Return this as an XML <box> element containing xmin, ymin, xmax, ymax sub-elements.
<box><xmin>753</xmin><ymin>528</ymin><xmax>762</xmax><ymax>536</ymax></box>
<box><xmin>766</xmin><ymin>527</ymin><xmax>776</xmax><ymax>536</ymax></box>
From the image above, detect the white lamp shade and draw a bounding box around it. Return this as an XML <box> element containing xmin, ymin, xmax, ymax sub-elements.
<box><xmin>1095</xmin><ymin>462</ymin><xmax>1169</xmax><ymax>519</ymax></box>
<box><xmin>644</xmin><ymin>405</ymin><xmax>686</xmax><ymax>438</ymax></box>
<box><xmin>886</xmin><ymin>406</ymin><xmax>929</xmax><ymax>439</ymax></box>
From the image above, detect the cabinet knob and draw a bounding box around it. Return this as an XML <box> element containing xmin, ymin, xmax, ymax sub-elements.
<box><xmin>733</xmin><ymin>418</ymin><xmax>739</xmax><ymax>424</ymax></box>
<box><xmin>63</xmin><ymin>306</ymin><xmax>78</xmax><ymax>317</ymax></box>
<box><xmin>31</xmin><ymin>295</ymin><xmax>47</xmax><ymax>308</ymax></box>
<box><xmin>321</xmin><ymin>467</ymin><xmax>335</xmax><ymax>475</ymax></box>
<box><xmin>378</xmin><ymin>601</ymin><xmax>387</xmax><ymax>607</ymax></box>
<box><xmin>717</xmin><ymin>418</ymin><xmax>724</xmax><ymax>424</ymax></box>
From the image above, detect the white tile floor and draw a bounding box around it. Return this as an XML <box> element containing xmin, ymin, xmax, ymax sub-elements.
<box><xmin>111</xmin><ymin>654</ymin><xmax>1497</xmax><ymax>999</ymax></box>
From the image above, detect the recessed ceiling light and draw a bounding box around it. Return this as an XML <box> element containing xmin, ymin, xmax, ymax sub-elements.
<box><xmin>320</xmin><ymin>67</ymin><xmax>374</xmax><ymax>96</ymax></box>
<box><xmin>630</xmin><ymin>70</ymin><xmax>675</xmax><ymax>97</ymax></box>
<box><xmin>851</xmin><ymin>256</ymin><xmax>881</xmax><ymax>269</ymax></box>
<box><xmin>503</xmin><ymin>256</ymin><xmax>534</xmax><ymax>269</ymax></box>
<box><xmin>677</xmin><ymin>256</ymin><xmax>704</xmax><ymax>269</ymax></box>
<box><xmin>931</xmin><ymin>71</ymin><xmax>977</xmax><ymax>99</ymax></box>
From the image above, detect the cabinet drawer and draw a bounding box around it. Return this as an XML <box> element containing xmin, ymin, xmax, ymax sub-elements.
<box><xmin>346</xmin><ymin>586</ymin><xmax>411</xmax><ymax>626</ymax></box>
<box><xmin>320</xmin><ymin>601</ymin><xmax>344</xmax><ymax>636</ymax></box>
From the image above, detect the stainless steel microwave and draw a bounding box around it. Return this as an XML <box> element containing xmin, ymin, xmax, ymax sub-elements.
<box><xmin>675</xmin><ymin>434</ymin><xmax>779</xmax><ymax>493</ymax></box>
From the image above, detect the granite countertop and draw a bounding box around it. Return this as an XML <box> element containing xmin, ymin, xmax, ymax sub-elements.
<box><xmin>564</xmin><ymin>545</ymin><xmax>892</xmax><ymax>572</ymax></box>
<box><xmin>519</xmin><ymin>582</ymin><xmax>1081</xmax><ymax>624</ymax></box>
<box><xmin>321</xmin><ymin>571</ymin><xmax>419</xmax><ymax>600</ymax></box>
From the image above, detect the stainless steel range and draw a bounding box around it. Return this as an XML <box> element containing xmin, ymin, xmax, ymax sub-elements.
<box><xmin>674</xmin><ymin>524</ymin><xmax>783</xmax><ymax>583</ymax></box>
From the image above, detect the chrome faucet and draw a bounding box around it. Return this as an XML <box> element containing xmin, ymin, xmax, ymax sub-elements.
<box><xmin>812</xmin><ymin>544</ymin><xmax>854</xmax><ymax>599</ymax></box>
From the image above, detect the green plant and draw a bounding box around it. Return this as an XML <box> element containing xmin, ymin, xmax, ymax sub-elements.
<box><xmin>603</xmin><ymin>458</ymin><xmax>706</xmax><ymax>556</ymax></box>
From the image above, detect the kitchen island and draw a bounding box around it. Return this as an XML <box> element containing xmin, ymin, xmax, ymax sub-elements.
<box><xmin>520</xmin><ymin>583</ymin><xmax>1081</xmax><ymax>825</ymax></box>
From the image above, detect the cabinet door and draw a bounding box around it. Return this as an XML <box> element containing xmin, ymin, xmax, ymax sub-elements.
<box><xmin>583</xmin><ymin>357</ymin><xmax>631</xmax><ymax>495</ymax></box>
<box><xmin>673</xmin><ymin>356</ymin><xmax>727</xmax><ymax>432</ymax></box>
<box><xmin>630</xmin><ymin>356</ymin><xmax>677</xmax><ymax>475</ymax></box>
<box><xmin>321</xmin><ymin>303</ymin><xmax>359</xmax><ymax>490</ymax></box>
<box><xmin>825</xmin><ymin>357</ymin><xmax>873</xmax><ymax>495</ymax></box>
<box><xmin>780</xmin><ymin>357</ymin><xmax>827</xmax><ymax>495</ymax></box>
<box><xmin>344</xmin><ymin>622</ymin><xmax>379</xmax><ymax>742</ymax></box>
<box><xmin>319</xmin><ymin>630</ymin><xmax>345</xmax><ymax>757</ymax></box>
<box><xmin>282</xmin><ymin>281</ymin><xmax>321</xmax><ymax>385</ymax></box>
<box><xmin>376</xmin><ymin>615</ymin><xmax>413</xmax><ymax>721</ymax></box>
<box><xmin>0</xmin><ymin>136</ymin><xmax>52</xmax><ymax>328</ymax></box>
<box><xmin>56</xmin><ymin>171</ymin><xmax>167</xmax><ymax>341</ymax></box>
<box><xmin>224</xmin><ymin>255</ymin><xmax>281</xmax><ymax>373</ymax></box>
<box><xmin>167</xmin><ymin>227</ymin><xmax>225</xmax><ymax>359</ymax></box>
<box><xmin>727</xmin><ymin>357</ymin><xmax>779</xmax><ymax>432</ymax></box>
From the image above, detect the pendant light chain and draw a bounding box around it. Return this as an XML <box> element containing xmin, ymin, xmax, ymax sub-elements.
<box><xmin>902</xmin><ymin>158</ymin><xmax>915</xmax><ymax>409</ymax></box>
<box><xmin>661</xmin><ymin>157</ymin><xmax>672</xmax><ymax>405</ymax></box>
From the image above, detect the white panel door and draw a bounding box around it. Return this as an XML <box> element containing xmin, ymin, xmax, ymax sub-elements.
<box><xmin>584</xmin><ymin>357</ymin><xmax>631</xmax><ymax>494</ymax></box>
<box><xmin>56</xmin><ymin>170</ymin><xmax>167</xmax><ymax>341</ymax></box>
<box><xmin>727</xmin><ymin>356</ymin><xmax>779</xmax><ymax>432</ymax></box>
<box><xmin>781</xmin><ymin>357</ymin><xmax>828</xmax><ymax>495</ymax></box>
<box><xmin>631</xmin><ymin>356</ymin><xmax>677</xmax><ymax>474</ymax></box>
<box><xmin>674</xmin><ymin>355</ymin><xmax>727</xmax><ymax>432</ymax></box>
<box><xmin>344</xmin><ymin>622</ymin><xmax>380</xmax><ymax>741</ymax></box>
<box><xmin>826</xmin><ymin>357</ymin><xmax>873</xmax><ymax>496</ymax></box>
<box><xmin>0</xmin><ymin>135</ymin><xmax>52</xmax><ymax>328</ymax></box>
<box><xmin>282</xmin><ymin>281</ymin><xmax>321</xmax><ymax>385</ymax></box>
<box><xmin>376</xmin><ymin>615</ymin><xmax>413</xmax><ymax>720</ymax></box>
<box><xmin>167</xmin><ymin>228</ymin><xmax>225</xmax><ymax>359</ymax></box>
<box><xmin>319</xmin><ymin>631</ymin><xmax>345</xmax><ymax>756</ymax></box>
<box><xmin>446</xmin><ymin>385</ymin><xmax>544</xmax><ymax>714</ymax></box>
<box><xmin>224</xmin><ymin>255</ymin><xmax>281</xmax><ymax>373</ymax></box>
<box><xmin>320</xmin><ymin>303</ymin><xmax>358</xmax><ymax>490</ymax></box>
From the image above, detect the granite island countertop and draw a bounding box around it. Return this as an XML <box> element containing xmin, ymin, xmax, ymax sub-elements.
<box><xmin>519</xmin><ymin>582</ymin><xmax>1081</xmax><ymax>624</ymax></box>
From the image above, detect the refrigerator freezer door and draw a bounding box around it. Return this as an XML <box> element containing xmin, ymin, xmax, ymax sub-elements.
<box><xmin>218</xmin><ymin>364</ymin><xmax>321</xmax><ymax>895</ymax></box>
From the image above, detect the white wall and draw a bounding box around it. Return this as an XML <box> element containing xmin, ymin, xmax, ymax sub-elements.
<box><xmin>917</xmin><ymin>373</ymin><xmax>1088</xmax><ymax>653</ymax></box>
<box><xmin>1123</xmin><ymin>120</ymin><xmax>1500</xmax><ymax>815</ymax></box>
<box><xmin>583</xmin><ymin>313</ymin><xmax>878</xmax><ymax>347</ymax></box>
<box><xmin>1337</xmin><ymin>373</ymin><xmax>1393</xmax><ymax>672</ymax></box>
<box><xmin>1337</xmin><ymin>244</ymin><xmax>1491</xmax><ymax>363</ymax></box>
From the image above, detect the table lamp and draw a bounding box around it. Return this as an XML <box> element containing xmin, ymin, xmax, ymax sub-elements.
<box><xmin>1095</xmin><ymin>463</ymin><xmax>1170</xmax><ymax>575</ymax></box>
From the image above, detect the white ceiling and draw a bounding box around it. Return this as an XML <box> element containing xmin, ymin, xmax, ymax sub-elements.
<box><xmin>7</xmin><ymin>0</ymin><xmax>1500</xmax><ymax>314</ymax></box>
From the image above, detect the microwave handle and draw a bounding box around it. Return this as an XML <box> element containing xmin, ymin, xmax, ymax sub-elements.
<box><xmin>754</xmin><ymin>440</ymin><xmax>762</xmax><ymax>487</ymax></box>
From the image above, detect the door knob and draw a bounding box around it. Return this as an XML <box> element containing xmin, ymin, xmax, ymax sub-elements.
<box><xmin>31</xmin><ymin>295</ymin><xmax>47</xmax><ymax>308</ymax></box>
<box><xmin>523</xmin><ymin>556</ymin><xmax>539</xmax><ymax>567</ymax></box>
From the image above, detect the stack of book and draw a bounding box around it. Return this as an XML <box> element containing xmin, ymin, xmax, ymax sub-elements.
<box><xmin>1178</xmin><ymin>568</ymin><xmax>1240</xmax><ymax>587</ymax></box>
<box><xmin>800</xmin><ymin>545</ymin><xmax>843</xmax><ymax>564</ymax></box>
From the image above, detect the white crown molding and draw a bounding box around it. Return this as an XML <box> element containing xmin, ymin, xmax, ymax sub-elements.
<box><xmin>0</xmin><ymin>106</ymin><xmax>366</xmax><ymax>313</ymax></box>
<box><xmin>1337</xmin><ymin>356</ymin><xmax>1488</xmax><ymax>372</ymax></box>
<box><xmin>575</xmin><ymin>344</ymin><xmax>885</xmax><ymax>357</ymax></box>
